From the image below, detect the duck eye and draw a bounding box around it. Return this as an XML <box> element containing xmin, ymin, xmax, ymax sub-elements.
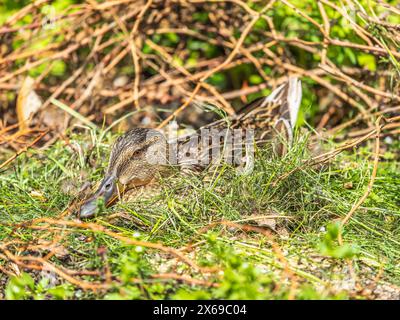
<box><xmin>132</xmin><ymin>149</ymin><xmax>142</xmax><ymax>157</ymax></box>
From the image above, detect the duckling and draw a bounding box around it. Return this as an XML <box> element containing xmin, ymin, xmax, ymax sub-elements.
<box><xmin>79</xmin><ymin>77</ymin><xmax>302</xmax><ymax>218</ymax></box>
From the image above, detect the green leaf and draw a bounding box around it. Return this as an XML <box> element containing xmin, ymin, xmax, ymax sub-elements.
<box><xmin>358</xmin><ymin>54</ymin><xmax>376</xmax><ymax>71</ymax></box>
<box><xmin>344</xmin><ymin>47</ymin><xmax>357</xmax><ymax>64</ymax></box>
<box><xmin>5</xmin><ymin>273</ymin><xmax>35</xmax><ymax>300</ymax></box>
<box><xmin>51</xmin><ymin>60</ymin><xmax>67</xmax><ymax>76</ymax></box>
<box><xmin>249</xmin><ymin>74</ymin><xmax>263</xmax><ymax>85</ymax></box>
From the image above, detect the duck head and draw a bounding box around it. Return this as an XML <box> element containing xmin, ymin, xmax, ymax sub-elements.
<box><xmin>79</xmin><ymin>128</ymin><xmax>167</xmax><ymax>218</ymax></box>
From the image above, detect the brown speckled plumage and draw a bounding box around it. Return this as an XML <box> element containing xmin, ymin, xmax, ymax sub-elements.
<box><xmin>106</xmin><ymin>128</ymin><xmax>167</xmax><ymax>185</ymax></box>
<box><xmin>79</xmin><ymin>77</ymin><xmax>302</xmax><ymax>218</ymax></box>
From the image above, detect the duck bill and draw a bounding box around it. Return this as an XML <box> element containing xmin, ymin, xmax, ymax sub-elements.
<box><xmin>79</xmin><ymin>176</ymin><xmax>117</xmax><ymax>219</ymax></box>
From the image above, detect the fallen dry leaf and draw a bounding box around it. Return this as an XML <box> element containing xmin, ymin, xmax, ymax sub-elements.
<box><xmin>344</xmin><ymin>181</ymin><xmax>353</xmax><ymax>189</ymax></box>
<box><xmin>249</xmin><ymin>214</ymin><xmax>277</xmax><ymax>230</ymax></box>
<box><xmin>30</xmin><ymin>190</ymin><xmax>46</xmax><ymax>201</ymax></box>
<box><xmin>16</xmin><ymin>76</ymin><xmax>42</xmax><ymax>130</ymax></box>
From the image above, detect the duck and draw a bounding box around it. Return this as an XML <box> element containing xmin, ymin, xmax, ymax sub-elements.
<box><xmin>79</xmin><ymin>77</ymin><xmax>302</xmax><ymax>218</ymax></box>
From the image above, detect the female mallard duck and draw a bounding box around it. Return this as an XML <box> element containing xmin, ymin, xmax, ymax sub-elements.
<box><xmin>79</xmin><ymin>77</ymin><xmax>302</xmax><ymax>218</ymax></box>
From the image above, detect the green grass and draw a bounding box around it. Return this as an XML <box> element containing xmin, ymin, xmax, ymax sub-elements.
<box><xmin>0</xmin><ymin>128</ymin><xmax>399</xmax><ymax>300</ymax></box>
